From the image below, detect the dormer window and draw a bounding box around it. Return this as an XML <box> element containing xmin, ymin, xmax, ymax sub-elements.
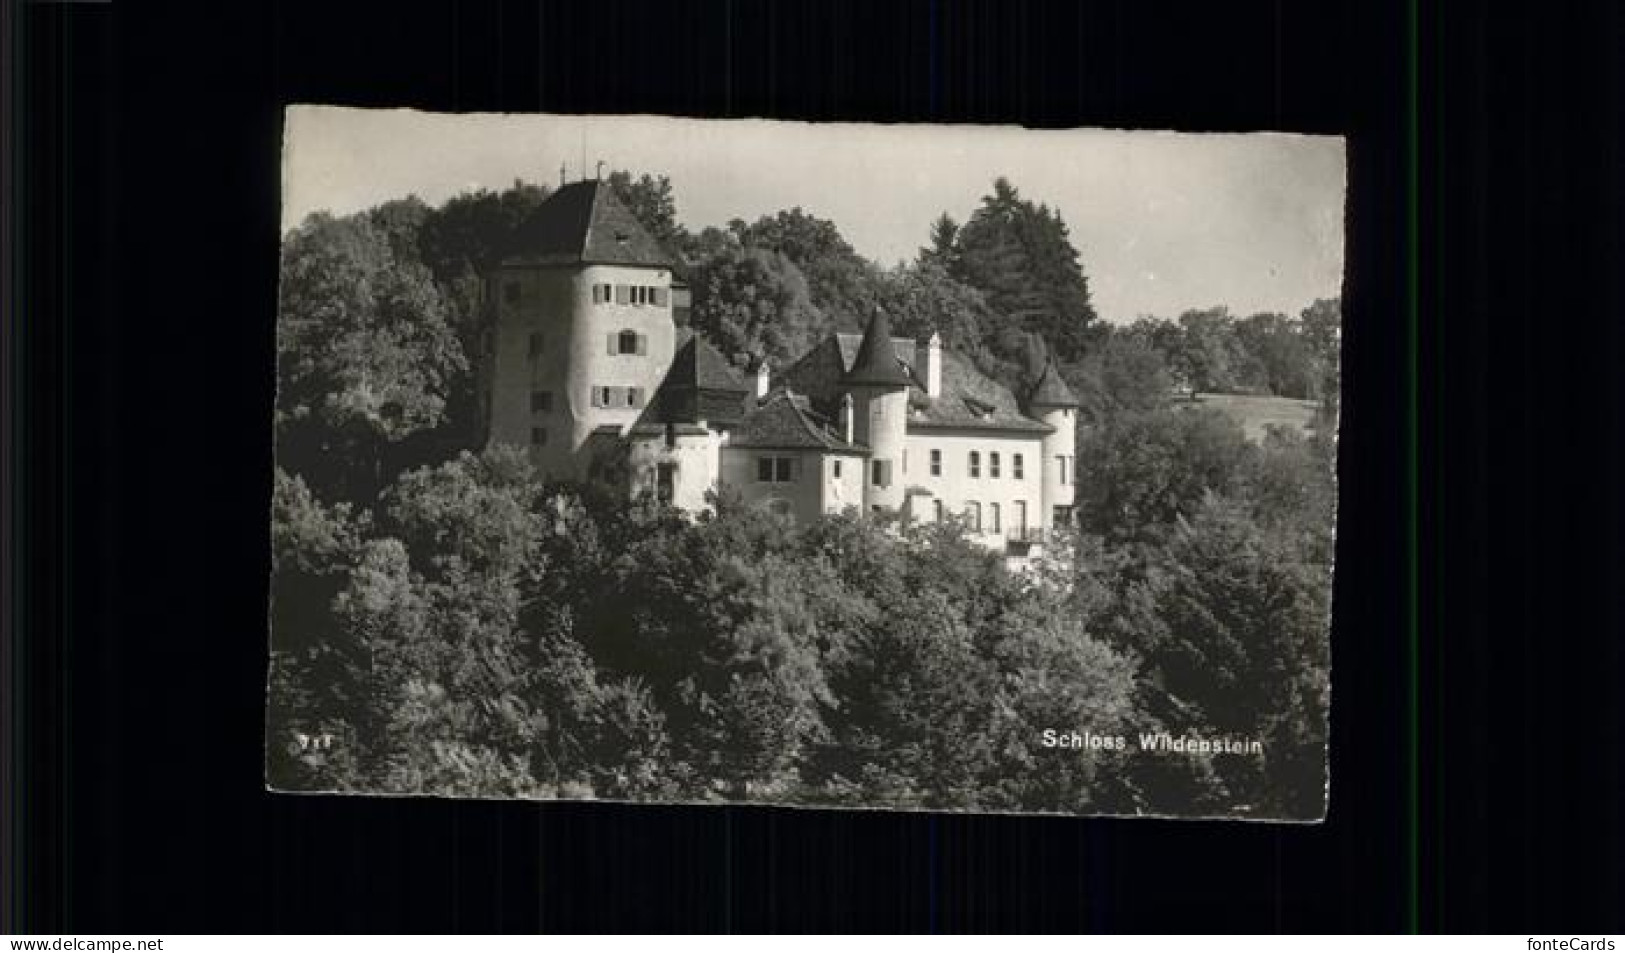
<box><xmin>964</xmin><ymin>397</ymin><xmax>995</xmax><ymax>419</ymax></box>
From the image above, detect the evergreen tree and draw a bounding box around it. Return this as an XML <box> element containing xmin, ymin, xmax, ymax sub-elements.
<box><xmin>949</xmin><ymin>178</ymin><xmax>1099</xmax><ymax>361</ymax></box>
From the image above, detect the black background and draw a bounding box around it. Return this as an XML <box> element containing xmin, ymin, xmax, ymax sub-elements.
<box><xmin>10</xmin><ymin>0</ymin><xmax>1623</xmax><ymax>933</ymax></box>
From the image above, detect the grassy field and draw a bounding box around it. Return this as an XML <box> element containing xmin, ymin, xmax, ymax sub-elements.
<box><xmin>1179</xmin><ymin>393</ymin><xmax>1322</xmax><ymax>442</ymax></box>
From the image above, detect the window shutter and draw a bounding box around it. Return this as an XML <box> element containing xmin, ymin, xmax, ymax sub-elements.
<box><xmin>607</xmin><ymin>333</ymin><xmax>617</xmax><ymax>355</ymax></box>
<box><xmin>630</xmin><ymin>387</ymin><xmax>643</xmax><ymax>408</ymax></box>
<box><xmin>655</xmin><ymin>287</ymin><xmax>669</xmax><ymax>307</ymax></box>
<box><xmin>615</xmin><ymin>284</ymin><xmax>629</xmax><ymax>305</ymax></box>
<box><xmin>636</xmin><ymin>334</ymin><xmax>647</xmax><ymax>355</ymax></box>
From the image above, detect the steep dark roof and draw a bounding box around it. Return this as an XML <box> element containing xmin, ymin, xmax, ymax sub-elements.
<box><xmin>1024</xmin><ymin>359</ymin><xmax>1081</xmax><ymax>409</ymax></box>
<box><xmin>670</xmin><ymin>331</ymin><xmax>749</xmax><ymax>393</ymax></box>
<box><xmin>638</xmin><ymin>331</ymin><xmax>751</xmax><ymax>427</ymax></box>
<box><xmin>842</xmin><ymin>309</ymin><xmax>915</xmax><ymax>388</ymax></box>
<box><xmin>778</xmin><ymin>331</ymin><xmax>1050</xmax><ymax>434</ymax></box>
<box><xmin>905</xmin><ymin>351</ymin><xmax>1053</xmax><ymax>433</ymax></box>
<box><xmin>502</xmin><ymin>180</ymin><xmax>675</xmax><ymax>269</ymax></box>
<box><xmin>729</xmin><ymin>390</ymin><xmax>868</xmax><ymax>453</ymax></box>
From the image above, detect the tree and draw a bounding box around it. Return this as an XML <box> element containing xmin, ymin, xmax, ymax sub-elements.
<box><xmin>1074</xmin><ymin>407</ymin><xmax>1255</xmax><ymax>545</ymax></box>
<box><xmin>276</xmin><ymin>212</ymin><xmax>468</xmax><ymax>502</ymax></box>
<box><xmin>1233</xmin><ymin>311</ymin><xmax>1315</xmax><ymax>398</ymax></box>
<box><xmin>1165</xmin><ymin>307</ymin><xmax>1240</xmax><ymax>398</ymax></box>
<box><xmin>686</xmin><ymin>242</ymin><xmax>827</xmax><ymax>367</ymax></box>
<box><xmin>949</xmin><ymin>177</ymin><xmax>1099</xmax><ymax>361</ymax></box>
<box><xmin>1069</xmin><ymin>328</ymin><xmax>1174</xmax><ymax>423</ymax></box>
<box><xmin>918</xmin><ymin>212</ymin><xmax>961</xmax><ymax>272</ymax></box>
<box><xmin>1136</xmin><ymin>496</ymin><xmax>1330</xmax><ymax>818</ymax></box>
<box><xmin>730</xmin><ymin>208</ymin><xmax>882</xmax><ymax>330</ymax></box>
<box><xmin>607</xmin><ymin>170</ymin><xmax>684</xmax><ymax>252</ymax></box>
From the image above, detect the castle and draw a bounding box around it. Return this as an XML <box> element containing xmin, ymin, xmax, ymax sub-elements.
<box><xmin>479</xmin><ymin>179</ymin><xmax>1079</xmax><ymax>561</ymax></box>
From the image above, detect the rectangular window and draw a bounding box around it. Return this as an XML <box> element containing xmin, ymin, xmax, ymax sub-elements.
<box><xmin>969</xmin><ymin>451</ymin><xmax>980</xmax><ymax>479</ymax></box>
<box><xmin>759</xmin><ymin>457</ymin><xmax>795</xmax><ymax>483</ymax></box>
<box><xmin>990</xmin><ymin>502</ymin><xmax>1001</xmax><ymax>533</ymax></box>
<box><xmin>966</xmin><ymin>501</ymin><xmax>982</xmax><ymax>532</ymax></box>
<box><xmin>530</xmin><ymin>391</ymin><xmax>552</xmax><ymax>412</ymax></box>
<box><xmin>505</xmin><ymin>281</ymin><xmax>521</xmax><ymax>304</ymax></box>
<box><xmin>1014</xmin><ymin>500</ymin><xmax>1028</xmax><ymax>533</ymax></box>
<box><xmin>1053</xmin><ymin>505</ymin><xmax>1073</xmax><ymax>530</ymax></box>
<box><xmin>595</xmin><ymin>386</ymin><xmax>621</xmax><ymax>408</ymax></box>
<box><xmin>833</xmin><ymin>459</ymin><xmax>842</xmax><ymax>479</ymax></box>
<box><xmin>1059</xmin><ymin>455</ymin><xmax>1071</xmax><ymax>486</ymax></box>
<box><xmin>929</xmin><ymin>449</ymin><xmax>942</xmax><ymax>477</ymax></box>
<box><xmin>656</xmin><ymin>462</ymin><xmax>676</xmax><ymax>504</ymax></box>
<box><xmin>933</xmin><ymin>499</ymin><xmax>944</xmax><ymax>523</ymax></box>
<box><xmin>990</xmin><ymin>452</ymin><xmax>1001</xmax><ymax>479</ymax></box>
<box><xmin>530</xmin><ymin>427</ymin><xmax>547</xmax><ymax>446</ymax></box>
<box><xmin>871</xmin><ymin>459</ymin><xmax>892</xmax><ymax>487</ymax></box>
<box><xmin>1013</xmin><ymin>453</ymin><xmax>1024</xmax><ymax>480</ymax></box>
<box><xmin>528</xmin><ymin>332</ymin><xmax>544</xmax><ymax>357</ymax></box>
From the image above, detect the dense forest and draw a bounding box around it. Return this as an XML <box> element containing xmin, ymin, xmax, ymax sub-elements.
<box><xmin>269</xmin><ymin>171</ymin><xmax>1339</xmax><ymax>818</ymax></box>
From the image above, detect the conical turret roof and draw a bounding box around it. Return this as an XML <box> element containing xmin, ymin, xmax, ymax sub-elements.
<box><xmin>842</xmin><ymin>307</ymin><xmax>914</xmax><ymax>388</ymax></box>
<box><xmin>1025</xmin><ymin>359</ymin><xmax>1080</xmax><ymax>409</ymax></box>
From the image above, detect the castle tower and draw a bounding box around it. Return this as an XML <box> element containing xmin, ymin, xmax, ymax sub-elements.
<box><xmin>1025</xmin><ymin>359</ymin><xmax>1081</xmax><ymax>533</ymax></box>
<box><xmin>843</xmin><ymin>307</ymin><xmax>912</xmax><ymax>512</ymax></box>
<box><xmin>484</xmin><ymin>179</ymin><xmax>677</xmax><ymax>479</ymax></box>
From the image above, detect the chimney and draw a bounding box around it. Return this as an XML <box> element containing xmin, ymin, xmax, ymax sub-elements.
<box><xmin>756</xmin><ymin>359</ymin><xmax>772</xmax><ymax>399</ymax></box>
<box><xmin>840</xmin><ymin>393</ymin><xmax>855</xmax><ymax>444</ymax></box>
<box><xmin>922</xmin><ymin>331</ymin><xmax>943</xmax><ymax>398</ymax></box>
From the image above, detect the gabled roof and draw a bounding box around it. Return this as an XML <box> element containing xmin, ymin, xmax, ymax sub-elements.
<box><xmin>728</xmin><ymin>390</ymin><xmax>868</xmax><ymax>454</ymax></box>
<box><xmin>842</xmin><ymin>309</ymin><xmax>915</xmax><ymax>388</ymax></box>
<box><xmin>502</xmin><ymin>180</ymin><xmax>675</xmax><ymax>269</ymax></box>
<box><xmin>1024</xmin><ymin>359</ymin><xmax>1080</xmax><ymax>409</ymax></box>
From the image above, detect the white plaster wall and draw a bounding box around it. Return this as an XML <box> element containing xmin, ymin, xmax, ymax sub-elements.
<box><xmin>720</xmin><ymin>448</ymin><xmax>828</xmax><ymax>521</ymax></box>
<box><xmin>486</xmin><ymin>263</ymin><xmax>675</xmax><ymax>479</ymax></box>
<box><xmin>901</xmin><ymin>429</ymin><xmax>1045</xmax><ymax>546</ymax></box>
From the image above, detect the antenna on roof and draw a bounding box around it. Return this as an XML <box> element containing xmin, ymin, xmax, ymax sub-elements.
<box><xmin>595</xmin><ymin>159</ymin><xmax>605</xmax><ymax>181</ymax></box>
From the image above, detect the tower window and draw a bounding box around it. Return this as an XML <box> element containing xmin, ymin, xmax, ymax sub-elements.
<box><xmin>990</xmin><ymin>452</ymin><xmax>1001</xmax><ymax>479</ymax></box>
<box><xmin>871</xmin><ymin>459</ymin><xmax>893</xmax><ymax>487</ymax></box>
<box><xmin>989</xmin><ymin>502</ymin><xmax>1001</xmax><ymax>533</ymax></box>
<box><xmin>504</xmin><ymin>281</ymin><xmax>522</xmax><ymax>304</ymax></box>
<box><xmin>1013</xmin><ymin>453</ymin><xmax>1025</xmax><ymax>480</ymax></box>
<box><xmin>968</xmin><ymin>451</ymin><xmax>980</xmax><ymax>479</ymax></box>
<box><xmin>833</xmin><ymin>459</ymin><xmax>842</xmax><ymax>479</ymax></box>
<box><xmin>530</xmin><ymin>427</ymin><xmax>548</xmax><ymax>446</ymax></box>
<box><xmin>929</xmin><ymin>449</ymin><xmax>941</xmax><ymax>477</ymax></box>
<box><xmin>1058</xmin><ymin>455</ymin><xmax>1072</xmax><ymax>486</ymax></box>
<box><xmin>933</xmin><ymin>499</ymin><xmax>944</xmax><ymax>523</ymax></box>
<box><xmin>655</xmin><ymin>462</ymin><xmax>676</xmax><ymax>504</ymax></box>
<box><xmin>530</xmin><ymin>391</ymin><xmax>553</xmax><ymax>412</ymax></box>
<box><xmin>611</xmin><ymin>330</ymin><xmax>646</xmax><ymax>355</ymax></box>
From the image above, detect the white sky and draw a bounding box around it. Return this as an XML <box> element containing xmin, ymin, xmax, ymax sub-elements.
<box><xmin>282</xmin><ymin>106</ymin><xmax>1346</xmax><ymax>324</ymax></box>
